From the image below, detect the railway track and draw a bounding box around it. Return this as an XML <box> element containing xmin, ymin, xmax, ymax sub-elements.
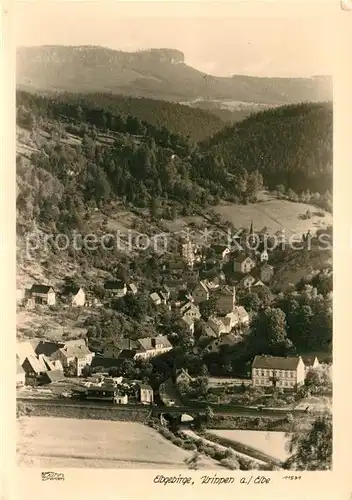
<box><xmin>17</xmin><ymin>397</ymin><xmax>309</xmax><ymax>418</ymax></box>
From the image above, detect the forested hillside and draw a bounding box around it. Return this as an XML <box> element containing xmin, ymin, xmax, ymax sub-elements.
<box><xmin>17</xmin><ymin>92</ymin><xmax>225</xmax><ymax>142</ymax></box>
<box><xmin>202</xmin><ymin>102</ymin><xmax>333</xmax><ymax>194</ymax></box>
<box><xmin>16</xmin><ymin>92</ymin><xmax>333</xmax><ymax>238</ymax></box>
<box><xmin>16</xmin><ymin>90</ymin><xmax>333</xmax><ymax>374</ymax></box>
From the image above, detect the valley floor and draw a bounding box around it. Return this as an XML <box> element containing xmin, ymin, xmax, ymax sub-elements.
<box><xmin>17</xmin><ymin>417</ymin><xmax>221</xmax><ymax>469</ymax></box>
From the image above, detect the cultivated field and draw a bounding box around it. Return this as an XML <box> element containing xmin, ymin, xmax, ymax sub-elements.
<box><xmin>207</xmin><ymin>429</ymin><xmax>291</xmax><ymax>462</ymax></box>
<box><xmin>213</xmin><ymin>199</ymin><xmax>332</xmax><ymax>237</ymax></box>
<box><xmin>17</xmin><ymin>417</ymin><xmax>220</xmax><ymax>469</ymax></box>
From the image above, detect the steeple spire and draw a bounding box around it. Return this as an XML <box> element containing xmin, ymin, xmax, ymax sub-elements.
<box><xmin>249</xmin><ymin>220</ymin><xmax>254</xmax><ymax>235</ymax></box>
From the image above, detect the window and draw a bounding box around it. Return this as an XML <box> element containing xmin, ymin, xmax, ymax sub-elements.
<box><xmin>261</xmin><ymin>370</ymin><xmax>265</xmax><ymax>376</ymax></box>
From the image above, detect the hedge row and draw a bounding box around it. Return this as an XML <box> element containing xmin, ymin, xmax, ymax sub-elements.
<box><xmin>16</xmin><ymin>401</ymin><xmax>149</xmax><ymax>422</ymax></box>
<box><xmin>148</xmin><ymin>419</ymin><xmax>273</xmax><ymax>471</ymax></box>
<box><xmin>202</xmin><ymin>431</ymin><xmax>282</xmax><ymax>468</ymax></box>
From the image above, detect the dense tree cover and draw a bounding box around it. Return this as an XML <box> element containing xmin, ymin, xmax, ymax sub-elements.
<box><xmin>249</xmin><ymin>307</ymin><xmax>295</xmax><ymax>355</ymax></box>
<box><xmin>178</xmin><ymin>374</ymin><xmax>209</xmax><ymax>399</ymax></box>
<box><xmin>202</xmin><ymin>102</ymin><xmax>333</xmax><ymax>195</ymax></box>
<box><xmin>24</xmin><ymin>92</ymin><xmax>225</xmax><ymax>142</ymax></box>
<box><xmin>304</xmin><ymin>365</ymin><xmax>332</xmax><ymax>395</ymax></box>
<box><xmin>17</xmin><ymin>90</ymin><xmax>194</xmax><ymax>151</ymax></box>
<box><xmin>16</xmin><ymin>92</ymin><xmax>271</xmax><ymax>232</ymax></box>
<box><xmin>17</xmin><ymin>94</ymin><xmax>332</xmax><ymax>229</ymax></box>
<box><xmin>275</xmin><ymin>282</ymin><xmax>332</xmax><ymax>351</ymax></box>
<box><xmin>112</xmin><ymin>293</ymin><xmax>154</xmax><ymax>322</ymax></box>
<box><xmin>85</xmin><ymin>309</ymin><xmax>158</xmax><ymax>351</ymax></box>
<box><xmin>285</xmin><ymin>413</ymin><xmax>332</xmax><ymax>470</ymax></box>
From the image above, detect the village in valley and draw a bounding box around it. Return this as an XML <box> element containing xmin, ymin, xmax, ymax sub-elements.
<box><xmin>14</xmin><ymin>14</ymin><xmax>333</xmax><ymax>470</ymax></box>
<box><xmin>16</xmin><ymin>213</ymin><xmax>332</xmax><ymax>470</ymax></box>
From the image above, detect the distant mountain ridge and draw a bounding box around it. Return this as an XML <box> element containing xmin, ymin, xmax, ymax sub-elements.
<box><xmin>17</xmin><ymin>45</ymin><xmax>333</xmax><ymax>105</ymax></box>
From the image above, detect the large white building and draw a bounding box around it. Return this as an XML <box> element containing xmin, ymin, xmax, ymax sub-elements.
<box><xmin>252</xmin><ymin>355</ymin><xmax>305</xmax><ymax>390</ymax></box>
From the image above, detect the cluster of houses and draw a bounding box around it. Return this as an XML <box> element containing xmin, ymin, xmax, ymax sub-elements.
<box><xmin>16</xmin><ymin>333</ymin><xmax>174</xmax><ymax>388</ymax></box>
<box><xmin>16</xmin><ymin>337</ymin><xmax>94</xmax><ymax>387</ymax></box>
<box><xmin>16</xmin><ymin>337</ymin><xmax>156</xmax><ymax>403</ymax></box>
<box><xmin>146</xmin><ymin>227</ymin><xmax>277</xmax><ymax>352</ymax></box>
<box><xmin>17</xmin><ymin>283</ymin><xmax>87</xmax><ymax>308</ymax></box>
<box><xmin>16</xmin><ymin>223</ymin><xmax>323</xmax><ymax>400</ymax></box>
<box><xmin>72</xmin><ymin>375</ymin><xmax>154</xmax><ymax>405</ymax></box>
<box><xmin>99</xmin><ymin>334</ymin><xmax>172</xmax><ymax>363</ymax></box>
<box><xmin>17</xmin><ymin>280</ymin><xmax>139</xmax><ymax>309</ymax></box>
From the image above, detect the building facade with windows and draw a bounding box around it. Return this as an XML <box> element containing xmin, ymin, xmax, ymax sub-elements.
<box><xmin>251</xmin><ymin>355</ymin><xmax>305</xmax><ymax>390</ymax></box>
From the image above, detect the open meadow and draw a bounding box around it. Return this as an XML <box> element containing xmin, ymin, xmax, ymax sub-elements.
<box><xmin>17</xmin><ymin>417</ymin><xmax>220</xmax><ymax>469</ymax></box>
<box><xmin>207</xmin><ymin>429</ymin><xmax>291</xmax><ymax>462</ymax></box>
<box><xmin>214</xmin><ymin>199</ymin><xmax>332</xmax><ymax>237</ymax></box>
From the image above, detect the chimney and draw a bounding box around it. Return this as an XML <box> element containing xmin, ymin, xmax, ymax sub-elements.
<box><xmin>151</xmin><ymin>338</ymin><xmax>156</xmax><ymax>348</ymax></box>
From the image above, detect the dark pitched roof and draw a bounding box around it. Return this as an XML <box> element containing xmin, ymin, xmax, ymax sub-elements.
<box><xmin>104</xmin><ymin>280</ymin><xmax>126</xmax><ymax>290</ymax></box>
<box><xmin>91</xmin><ymin>356</ymin><xmax>121</xmax><ymax>369</ymax></box>
<box><xmin>252</xmin><ymin>355</ymin><xmax>301</xmax><ymax>370</ymax></box>
<box><xmin>116</xmin><ymin>339</ymin><xmax>139</xmax><ymax>351</ymax></box>
<box><xmin>62</xmin><ymin>286</ymin><xmax>83</xmax><ymax>296</ymax></box>
<box><xmin>35</xmin><ymin>341</ymin><xmax>62</xmax><ymax>357</ymax></box>
<box><xmin>213</xmin><ymin>245</ymin><xmax>230</xmax><ymax>255</ymax></box>
<box><xmin>302</xmin><ymin>356</ymin><xmax>319</xmax><ymax>367</ymax></box>
<box><xmin>30</xmin><ymin>284</ymin><xmax>54</xmax><ymax>294</ymax></box>
<box><xmin>118</xmin><ymin>349</ymin><xmax>137</xmax><ymax>359</ymax></box>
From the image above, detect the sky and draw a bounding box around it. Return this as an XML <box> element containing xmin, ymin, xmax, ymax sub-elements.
<box><xmin>14</xmin><ymin>1</ymin><xmax>337</xmax><ymax>78</ymax></box>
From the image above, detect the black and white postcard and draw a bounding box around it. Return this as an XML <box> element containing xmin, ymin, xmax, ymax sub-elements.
<box><xmin>2</xmin><ymin>1</ymin><xmax>352</xmax><ymax>499</ymax></box>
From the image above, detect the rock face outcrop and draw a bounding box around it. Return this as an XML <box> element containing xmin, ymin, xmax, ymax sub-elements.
<box><xmin>142</xmin><ymin>48</ymin><xmax>185</xmax><ymax>64</ymax></box>
<box><xmin>17</xmin><ymin>45</ymin><xmax>332</xmax><ymax>104</ymax></box>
